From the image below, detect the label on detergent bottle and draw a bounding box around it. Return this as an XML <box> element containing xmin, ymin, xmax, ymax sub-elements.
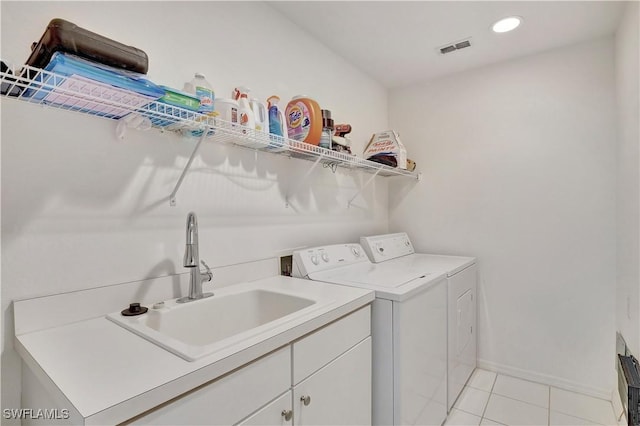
<box><xmin>287</xmin><ymin>101</ymin><xmax>311</xmax><ymax>141</ymax></box>
<box><xmin>268</xmin><ymin>106</ymin><xmax>283</xmax><ymax>136</ymax></box>
<box><xmin>239</xmin><ymin>111</ymin><xmax>250</xmax><ymax>126</ymax></box>
<box><xmin>196</xmin><ymin>86</ymin><xmax>214</xmax><ymax>113</ymax></box>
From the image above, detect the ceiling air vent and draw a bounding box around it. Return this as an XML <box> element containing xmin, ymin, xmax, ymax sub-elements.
<box><xmin>439</xmin><ymin>38</ymin><xmax>472</xmax><ymax>55</ymax></box>
<box><xmin>440</xmin><ymin>45</ymin><xmax>457</xmax><ymax>54</ymax></box>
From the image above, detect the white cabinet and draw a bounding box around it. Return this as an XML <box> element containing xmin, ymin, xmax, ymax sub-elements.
<box><xmin>293</xmin><ymin>338</ymin><xmax>371</xmax><ymax>425</ymax></box>
<box><xmin>293</xmin><ymin>303</ymin><xmax>371</xmax><ymax>384</ymax></box>
<box><xmin>291</xmin><ymin>305</ymin><xmax>372</xmax><ymax>425</ymax></box>
<box><xmin>238</xmin><ymin>392</ymin><xmax>293</xmax><ymax>426</ymax></box>
<box><xmin>239</xmin><ymin>338</ymin><xmax>372</xmax><ymax>426</ymax></box>
<box><xmin>128</xmin><ymin>347</ymin><xmax>291</xmax><ymax>425</ymax></box>
<box><xmin>125</xmin><ymin>306</ymin><xmax>371</xmax><ymax>426</ymax></box>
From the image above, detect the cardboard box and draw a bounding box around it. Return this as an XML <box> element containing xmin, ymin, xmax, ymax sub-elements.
<box><xmin>364</xmin><ymin>130</ymin><xmax>408</xmax><ymax>169</ymax></box>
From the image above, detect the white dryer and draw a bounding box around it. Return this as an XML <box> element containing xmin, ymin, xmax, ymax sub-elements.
<box><xmin>293</xmin><ymin>244</ymin><xmax>448</xmax><ymax>426</ymax></box>
<box><xmin>360</xmin><ymin>232</ymin><xmax>477</xmax><ymax>412</ymax></box>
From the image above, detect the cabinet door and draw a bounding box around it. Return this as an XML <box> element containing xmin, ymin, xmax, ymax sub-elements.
<box><xmin>237</xmin><ymin>391</ymin><xmax>293</xmax><ymax>426</ymax></box>
<box><xmin>293</xmin><ymin>337</ymin><xmax>371</xmax><ymax>426</ymax></box>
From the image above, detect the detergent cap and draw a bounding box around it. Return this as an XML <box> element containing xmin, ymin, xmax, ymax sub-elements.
<box><xmin>233</xmin><ymin>86</ymin><xmax>251</xmax><ymax>100</ymax></box>
<box><xmin>267</xmin><ymin>95</ymin><xmax>281</xmax><ymax>108</ymax></box>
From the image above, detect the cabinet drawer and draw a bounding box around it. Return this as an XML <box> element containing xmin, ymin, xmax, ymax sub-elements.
<box><xmin>128</xmin><ymin>347</ymin><xmax>290</xmax><ymax>425</ymax></box>
<box><xmin>293</xmin><ymin>305</ymin><xmax>370</xmax><ymax>385</ymax></box>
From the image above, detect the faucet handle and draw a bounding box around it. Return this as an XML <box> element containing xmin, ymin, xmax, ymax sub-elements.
<box><xmin>200</xmin><ymin>260</ymin><xmax>213</xmax><ymax>282</ymax></box>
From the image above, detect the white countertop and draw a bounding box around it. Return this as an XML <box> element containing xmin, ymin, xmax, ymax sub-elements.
<box><xmin>15</xmin><ymin>276</ymin><xmax>374</xmax><ymax>425</ymax></box>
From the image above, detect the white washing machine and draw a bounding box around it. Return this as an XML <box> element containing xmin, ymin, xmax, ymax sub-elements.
<box><xmin>293</xmin><ymin>243</ymin><xmax>448</xmax><ymax>426</ymax></box>
<box><xmin>360</xmin><ymin>232</ymin><xmax>477</xmax><ymax>412</ymax></box>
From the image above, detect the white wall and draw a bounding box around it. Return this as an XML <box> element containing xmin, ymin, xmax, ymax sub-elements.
<box><xmin>0</xmin><ymin>1</ymin><xmax>390</xmax><ymax>417</ymax></box>
<box><xmin>389</xmin><ymin>38</ymin><xmax>617</xmax><ymax>396</ymax></box>
<box><xmin>615</xmin><ymin>1</ymin><xmax>640</xmax><ymax>357</ymax></box>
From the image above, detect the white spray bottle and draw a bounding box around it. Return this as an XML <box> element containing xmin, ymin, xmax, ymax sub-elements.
<box><xmin>233</xmin><ymin>86</ymin><xmax>255</xmax><ymax>134</ymax></box>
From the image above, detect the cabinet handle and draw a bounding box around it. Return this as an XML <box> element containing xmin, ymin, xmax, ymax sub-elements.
<box><xmin>300</xmin><ymin>395</ymin><xmax>311</xmax><ymax>406</ymax></box>
<box><xmin>281</xmin><ymin>409</ymin><xmax>293</xmax><ymax>421</ymax></box>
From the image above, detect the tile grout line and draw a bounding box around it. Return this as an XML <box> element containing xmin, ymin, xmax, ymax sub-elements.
<box><xmin>480</xmin><ymin>372</ymin><xmax>498</xmax><ymax>422</ymax></box>
<box><xmin>483</xmin><ymin>375</ymin><xmax>552</xmax><ymax>425</ymax></box>
<box><xmin>549</xmin><ymin>386</ymin><xmax>613</xmax><ymax>426</ymax></box>
<box><xmin>486</xmin><ymin>392</ymin><xmax>552</xmax><ymax>411</ymax></box>
<box><xmin>490</xmin><ymin>374</ymin><xmax>553</xmax><ymax>408</ymax></box>
<box><xmin>478</xmin><ymin>371</ymin><xmax>612</xmax><ymax>426</ymax></box>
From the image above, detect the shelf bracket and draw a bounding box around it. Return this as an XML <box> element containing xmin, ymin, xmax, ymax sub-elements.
<box><xmin>169</xmin><ymin>131</ymin><xmax>208</xmax><ymax>206</ymax></box>
<box><xmin>347</xmin><ymin>167</ymin><xmax>382</xmax><ymax>208</ymax></box>
<box><xmin>285</xmin><ymin>155</ymin><xmax>324</xmax><ymax>208</ymax></box>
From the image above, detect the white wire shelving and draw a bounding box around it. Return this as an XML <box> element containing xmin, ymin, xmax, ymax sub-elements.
<box><xmin>1</xmin><ymin>64</ymin><xmax>421</xmax><ymax>205</ymax></box>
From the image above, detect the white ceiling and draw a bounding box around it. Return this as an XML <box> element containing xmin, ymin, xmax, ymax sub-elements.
<box><xmin>269</xmin><ymin>1</ymin><xmax>626</xmax><ymax>88</ymax></box>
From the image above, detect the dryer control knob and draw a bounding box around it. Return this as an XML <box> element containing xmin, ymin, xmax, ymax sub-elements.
<box><xmin>310</xmin><ymin>255</ymin><xmax>319</xmax><ymax>265</ymax></box>
<box><xmin>321</xmin><ymin>253</ymin><xmax>329</xmax><ymax>262</ymax></box>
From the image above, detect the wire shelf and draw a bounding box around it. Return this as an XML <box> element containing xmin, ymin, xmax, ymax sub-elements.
<box><xmin>0</xmin><ymin>63</ymin><xmax>419</xmax><ymax>179</ymax></box>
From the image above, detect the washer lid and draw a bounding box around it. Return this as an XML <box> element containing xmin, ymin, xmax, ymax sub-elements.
<box><xmin>338</xmin><ymin>268</ymin><xmax>431</xmax><ymax>288</ymax></box>
<box><xmin>308</xmin><ymin>263</ymin><xmax>446</xmax><ymax>301</ymax></box>
<box><xmin>309</xmin><ymin>262</ymin><xmax>425</xmax><ymax>287</ymax></box>
<box><xmin>378</xmin><ymin>253</ymin><xmax>476</xmax><ymax>276</ymax></box>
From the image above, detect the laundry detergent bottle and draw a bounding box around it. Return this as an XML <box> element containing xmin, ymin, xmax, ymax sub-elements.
<box><xmin>286</xmin><ymin>95</ymin><xmax>322</xmax><ymax>145</ymax></box>
<box><xmin>266</xmin><ymin>95</ymin><xmax>288</xmax><ymax>151</ymax></box>
<box><xmin>232</xmin><ymin>86</ymin><xmax>255</xmax><ymax>131</ymax></box>
<box><xmin>249</xmin><ymin>98</ymin><xmax>268</xmax><ymax>133</ymax></box>
<box><xmin>183</xmin><ymin>73</ymin><xmax>214</xmax><ymax>114</ymax></box>
<box><xmin>267</xmin><ymin>95</ymin><xmax>286</xmax><ymax>136</ymax></box>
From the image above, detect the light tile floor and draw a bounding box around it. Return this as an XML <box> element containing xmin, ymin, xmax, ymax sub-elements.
<box><xmin>444</xmin><ymin>369</ymin><xmax>625</xmax><ymax>426</ymax></box>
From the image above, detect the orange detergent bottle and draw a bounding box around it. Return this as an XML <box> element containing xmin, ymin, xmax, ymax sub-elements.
<box><xmin>285</xmin><ymin>95</ymin><xmax>322</xmax><ymax>145</ymax></box>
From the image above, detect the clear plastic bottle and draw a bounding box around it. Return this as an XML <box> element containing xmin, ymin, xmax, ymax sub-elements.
<box><xmin>319</xmin><ymin>109</ymin><xmax>334</xmax><ymax>150</ymax></box>
<box><xmin>183</xmin><ymin>73</ymin><xmax>214</xmax><ymax>114</ymax></box>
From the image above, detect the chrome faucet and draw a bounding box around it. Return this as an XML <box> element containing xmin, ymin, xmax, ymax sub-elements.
<box><xmin>177</xmin><ymin>212</ymin><xmax>213</xmax><ymax>303</ymax></box>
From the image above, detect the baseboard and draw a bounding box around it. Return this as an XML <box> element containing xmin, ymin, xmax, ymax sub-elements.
<box><xmin>477</xmin><ymin>358</ymin><xmax>612</xmax><ymax>401</ymax></box>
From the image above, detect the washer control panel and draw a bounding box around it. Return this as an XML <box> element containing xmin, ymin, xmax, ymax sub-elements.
<box><xmin>360</xmin><ymin>232</ymin><xmax>414</xmax><ymax>263</ymax></box>
<box><xmin>292</xmin><ymin>244</ymin><xmax>369</xmax><ymax>277</ymax></box>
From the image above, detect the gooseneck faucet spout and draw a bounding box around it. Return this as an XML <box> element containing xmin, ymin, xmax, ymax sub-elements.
<box><xmin>177</xmin><ymin>212</ymin><xmax>213</xmax><ymax>303</ymax></box>
<box><xmin>183</xmin><ymin>212</ymin><xmax>199</xmax><ymax>267</ymax></box>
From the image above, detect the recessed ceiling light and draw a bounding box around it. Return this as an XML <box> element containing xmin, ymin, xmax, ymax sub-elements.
<box><xmin>492</xmin><ymin>16</ymin><xmax>522</xmax><ymax>33</ymax></box>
